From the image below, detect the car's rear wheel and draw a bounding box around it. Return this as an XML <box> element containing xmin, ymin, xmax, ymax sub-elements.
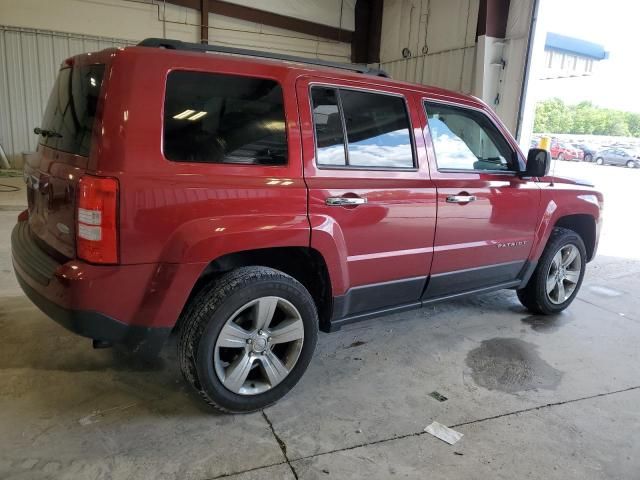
<box><xmin>178</xmin><ymin>266</ymin><xmax>318</xmax><ymax>413</ymax></box>
<box><xmin>595</xmin><ymin>157</ymin><xmax>604</xmax><ymax>165</ymax></box>
<box><xmin>626</xmin><ymin>160</ymin><xmax>636</xmax><ymax>168</ymax></box>
<box><xmin>517</xmin><ymin>227</ymin><xmax>586</xmax><ymax>315</ymax></box>
<box><xmin>557</xmin><ymin>153</ymin><xmax>565</xmax><ymax>161</ymax></box>
<box><xmin>584</xmin><ymin>153</ymin><xmax>592</xmax><ymax>162</ymax></box>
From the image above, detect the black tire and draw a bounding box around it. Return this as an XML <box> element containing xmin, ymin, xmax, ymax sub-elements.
<box><xmin>557</xmin><ymin>153</ymin><xmax>565</xmax><ymax>161</ymax></box>
<box><xmin>596</xmin><ymin>157</ymin><xmax>604</xmax><ymax>165</ymax></box>
<box><xmin>178</xmin><ymin>266</ymin><xmax>318</xmax><ymax>413</ymax></box>
<box><xmin>584</xmin><ymin>153</ymin><xmax>592</xmax><ymax>162</ymax></box>
<box><xmin>517</xmin><ymin>227</ymin><xmax>587</xmax><ymax>315</ymax></box>
<box><xmin>626</xmin><ymin>160</ymin><xmax>636</xmax><ymax>168</ymax></box>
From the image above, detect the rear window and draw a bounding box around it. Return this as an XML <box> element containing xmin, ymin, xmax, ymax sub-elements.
<box><xmin>39</xmin><ymin>64</ymin><xmax>105</xmax><ymax>157</ymax></box>
<box><xmin>163</xmin><ymin>71</ymin><xmax>288</xmax><ymax>165</ymax></box>
<box><xmin>310</xmin><ymin>86</ymin><xmax>415</xmax><ymax>169</ymax></box>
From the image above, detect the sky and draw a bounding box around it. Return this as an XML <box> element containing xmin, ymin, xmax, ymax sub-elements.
<box><xmin>534</xmin><ymin>0</ymin><xmax>640</xmax><ymax>113</ymax></box>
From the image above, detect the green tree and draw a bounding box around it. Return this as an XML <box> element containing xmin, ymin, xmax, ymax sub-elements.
<box><xmin>626</xmin><ymin>112</ymin><xmax>640</xmax><ymax>137</ymax></box>
<box><xmin>534</xmin><ymin>98</ymin><xmax>640</xmax><ymax>137</ymax></box>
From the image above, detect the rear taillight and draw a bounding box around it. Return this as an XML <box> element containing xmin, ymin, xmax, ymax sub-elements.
<box><xmin>77</xmin><ymin>175</ymin><xmax>119</xmax><ymax>264</ymax></box>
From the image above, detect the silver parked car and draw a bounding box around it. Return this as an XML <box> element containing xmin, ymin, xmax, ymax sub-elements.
<box><xmin>594</xmin><ymin>148</ymin><xmax>640</xmax><ymax>168</ymax></box>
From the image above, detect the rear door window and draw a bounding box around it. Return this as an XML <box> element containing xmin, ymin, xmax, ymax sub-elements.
<box><xmin>163</xmin><ymin>71</ymin><xmax>288</xmax><ymax>165</ymax></box>
<box><xmin>39</xmin><ymin>64</ymin><xmax>105</xmax><ymax>156</ymax></box>
<box><xmin>310</xmin><ymin>86</ymin><xmax>415</xmax><ymax>169</ymax></box>
<box><xmin>310</xmin><ymin>87</ymin><xmax>347</xmax><ymax>166</ymax></box>
<box><xmin>340</xmin><ymin>89</ymin><xmax>414</xmax><ymax>168</ymax></box>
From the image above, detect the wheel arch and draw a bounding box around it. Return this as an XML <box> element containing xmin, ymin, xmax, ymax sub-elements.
<box><xmin>178</xmin><ymin>246</ymin><xmax>334</xmax><ymax>332</ymax></box>
<box><xmin>554</xmin><ymin>214</ymin><xmax>597</xmax><ymax>261</ymax></box>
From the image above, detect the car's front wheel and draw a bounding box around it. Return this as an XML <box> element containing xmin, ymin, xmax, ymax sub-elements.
<box><xmin>584</xmin><ymin>153</ymin><xmax>592</xmax><ymax>162</ymax></box>
<box><xmin>557</xmin><ymin>153</ymin><xmax>565</xmax><ymax>161</ymax></box>
<box><xmin>178</xmin><ymin>266</ymin><xmax>318</xmax><ymax>413</ymax></box>
<box><xmin>517</xmin><ymin>227</ymin><xmax>586</xmax><ymax>315</ymax></box>
<box><xmin>626</xmin><ymin>160</ymin><xmax>636</xmax><ymax>168</ymax></box>
<box><xmin>595</xmin><ymin>157</ymin><xmax>604</xmax><ymax>165</ymax></box>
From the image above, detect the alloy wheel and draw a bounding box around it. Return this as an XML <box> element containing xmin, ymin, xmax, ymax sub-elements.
<box><xmin>214</xmin><ymin>296</ymin><xmax>305</xmax><ymax>395</ymax></box>
<box><xmin>546</xmin><ymin>244</ymin><xmax>582</xmax><ymax>305</ymax></box>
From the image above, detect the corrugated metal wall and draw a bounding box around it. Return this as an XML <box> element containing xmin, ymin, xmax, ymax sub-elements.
<box><xmin>380</xmin><ymin>46</ymin><xmax>476</xmax><ymax>93</ymax></box>
<box><xmin>208</xmin><ymin>13</ymin><xmax>352</xmax><ymax>62</ymax></box>
<box><xmin>0</xmin><ymin>26</ymin><xmax>132</xmax><ymax>167</ymax></box>
<box><xmin>374</xmin><ymin>0</ymin><xmax>479</xmax><ymax>93</ymax></box>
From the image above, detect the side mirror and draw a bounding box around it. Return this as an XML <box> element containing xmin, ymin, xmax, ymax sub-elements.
<box><xmin>523</xmin><ymin>148</ymin><xmax>551</xmax><ymax>177</ymax></box>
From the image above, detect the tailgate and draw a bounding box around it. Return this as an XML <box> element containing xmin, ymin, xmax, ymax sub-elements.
<box><xmin>25</xmin><ymin>148</ymin><xmax>86</xmax><ymax>259</ymax></box>
<box><xmin>27</xmin><ymin>62</ymin><xmax>105</xmax><ymax>259</ymax></box>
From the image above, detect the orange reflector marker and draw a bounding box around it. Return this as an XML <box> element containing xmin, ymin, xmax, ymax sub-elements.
<box><xmin>77</xmin><ymin>175</ymin><xmax>119</xmax><ymax>264</ymax></box>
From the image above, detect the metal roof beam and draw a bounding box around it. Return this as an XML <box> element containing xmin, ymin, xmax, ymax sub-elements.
<box><xmin>165</xmin><ymin>0</ymin><xmax>353</xmax><ymax>43</ymax></box>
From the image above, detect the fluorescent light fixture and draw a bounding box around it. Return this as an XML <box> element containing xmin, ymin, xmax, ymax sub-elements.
<box><xmin>173</xmin><ymin>109</ymin><xmax>196</xmax><ymax>120</ymax></box>
<box><xmin>187</xmin><ymin>111</ymin><xmax>208</xmax><ymax>121</ymax></box>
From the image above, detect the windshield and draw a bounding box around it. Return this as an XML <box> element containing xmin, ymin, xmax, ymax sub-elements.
<box><xmin>39</xmin><ymin>64</ymin><xmax>105</xmax><ymax>157</ymax></box>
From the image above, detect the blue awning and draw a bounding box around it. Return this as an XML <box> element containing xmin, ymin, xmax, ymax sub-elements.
<box><xmin>545</xmin><ymin>32</ymin><xmax>609</xmax><ymax>60</ymax></box>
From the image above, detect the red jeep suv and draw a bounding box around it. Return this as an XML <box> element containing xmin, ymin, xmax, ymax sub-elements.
<box><xmin>550</xmin><ymin>139</ymin><xmax>583</xmax><ymax>161</ymax></box>
<box><xmin>12</xmin><ymin>39</ymin><xmax>603</xmax><ymax>412</ymax></box>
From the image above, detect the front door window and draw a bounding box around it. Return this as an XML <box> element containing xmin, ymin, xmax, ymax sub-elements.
<box><xmin>425</xmin><ymin>102</ymin><xmax>516</xmax><ymax>173</ymax></box>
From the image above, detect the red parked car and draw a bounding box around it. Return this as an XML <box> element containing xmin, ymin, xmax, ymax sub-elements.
<box><xmin>12</xmin><ymin>39</ymin><xmax>603</xmax><ymax>412</ymax></box>
<box><xmin>550</xmin><ymin>140</ymin><xmax>583</xmax><ymax>161</ymax></box>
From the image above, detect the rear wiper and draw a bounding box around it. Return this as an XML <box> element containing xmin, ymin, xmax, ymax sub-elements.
<box><xmin>33</xmin><ymin>127</ymin><xmax>62</xmax><ymax>138</ymax></box>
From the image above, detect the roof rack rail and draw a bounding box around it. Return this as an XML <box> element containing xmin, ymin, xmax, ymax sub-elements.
<box><xmin>137</xmin><ymin>38</ymin><xmax>390</xmax><ymax>78</ymax></box>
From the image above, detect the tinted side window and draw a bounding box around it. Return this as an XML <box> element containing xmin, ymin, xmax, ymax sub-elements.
<box><xmin>310</xmin><ymin>86</ymin><xmax>414</xmax><ymax>169</ymax></box>
<box><xmin>425</xmin><ymin>102</ymin><xmax>514</xmax><ymax>172</ymax></box>
<box><xmin>164</xmin><ymin>71</ymin><xmax>287</xmax><ymax>165</ymax></box>
<box><xmin>311</xmin><ymin>87</ymin><xmax>347</xmax><ymax>166</ymax></box>
<box><xmin>340</xmin><ymin>90</ymin><xmax>414</xmax><ymax>168</ymax></box>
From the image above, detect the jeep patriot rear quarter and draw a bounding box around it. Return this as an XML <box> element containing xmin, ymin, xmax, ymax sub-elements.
<box><xmin>12</xmin><ymin>39</ymin><xmax>603</xmax><ymax>412</ymax></box>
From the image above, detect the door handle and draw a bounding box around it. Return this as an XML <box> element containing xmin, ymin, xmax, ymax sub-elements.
<box><xmin>446</xmin><ymin>195</ymin><xmax>477</xmax><ymax>203</ymax></box>
<box><xmin>326</xmin><ymin>196</ymin><xmax>367</xmax><ymax>206</ymax></box>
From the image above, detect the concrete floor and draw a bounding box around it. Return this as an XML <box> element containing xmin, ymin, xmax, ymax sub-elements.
<box><xmin>1</xmin><ymin>163</ymin><xmax>639</xmax><ymax>480</ymax></box>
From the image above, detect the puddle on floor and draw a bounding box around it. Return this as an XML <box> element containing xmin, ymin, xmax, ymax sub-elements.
<box><xmin>465</xmin><ymin>338</ymin><xmax>563</xmax><ymax>393</ymax></box>
<box><xmin>520</xmin><ymin>314</ymin><xmax>569</xmax><ymax>333</ymax></box>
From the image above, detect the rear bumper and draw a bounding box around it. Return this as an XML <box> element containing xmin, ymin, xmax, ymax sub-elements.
<box><xmin>12</xmin><ymin>221</ymin><xmax>204</xmax><ymax>353</ymax></box>
<box><xmin>15</xmin><ymin>270</ymin><xmax>170</xmax><ymax>354</ymax></box>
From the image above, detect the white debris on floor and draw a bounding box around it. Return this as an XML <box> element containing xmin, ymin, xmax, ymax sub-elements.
<box><xmin>424</xmin><ymin>421</ymin><xmax>464</xmax><ymax>445</ymax></box>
